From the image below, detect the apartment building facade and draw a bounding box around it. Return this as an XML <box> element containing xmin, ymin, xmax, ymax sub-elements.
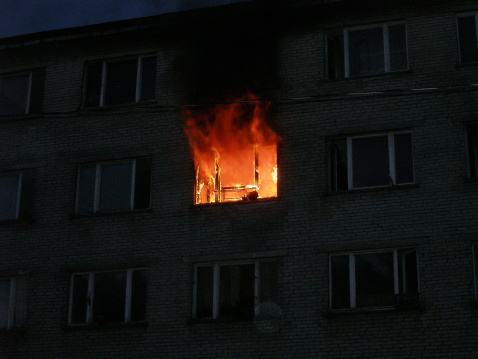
<box><xmin>1</xmin><ymin>0</ymin><xmax>478</xmax><ymax>357</ymax></box>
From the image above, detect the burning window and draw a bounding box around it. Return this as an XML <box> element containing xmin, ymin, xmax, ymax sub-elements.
<box><xmin>184</xmin><ymin>96</ymin><xmax>281</xmax><ymax>204</ymax></box>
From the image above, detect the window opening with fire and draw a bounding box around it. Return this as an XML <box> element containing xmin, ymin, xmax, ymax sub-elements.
<box><xmin>184</xmin><ymin>95</ymin><xmax>281</xmax><ymax>204</ymax></box>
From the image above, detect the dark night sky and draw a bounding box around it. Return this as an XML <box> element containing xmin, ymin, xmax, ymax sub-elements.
<box><xmin>0</xmin><ymin>0</ymin><xmax>248</xmax><ymax>39</ymax></box>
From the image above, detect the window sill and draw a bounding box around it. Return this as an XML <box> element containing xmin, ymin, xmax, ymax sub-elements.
<box><xmin>187</xmin><ymin>317</ymin><xmax>254</xmax><ymax>325</ymax></box>
<box><xmin>455</xmin><ymin>61</ymin><xmax>478</xmax><ymax>68</ymax></box>
<box><xmin>70</xmin><ymin>208</ymin><xmax>153</xmax><ymax>220</ymax></box>
<box><xmin>324</xmin><ymin>69</ymin><xmax>412</xmax><ymax>82</ymax></box>
<box><xmin>323</xmin><ymin>182</ymin><xmax>420</xmax><ymax>196</ymax></box>
<box><xmin>65</xmin><ymin>321</ymin><xmax>149</xmax><ymax>331</ymax></box>
<box><xmin>82</xmin><ymin>100</ymin><xmax>157</xmax><ymax>112</ymax></box>
<box><xmin>323</xmin><ymin>305</ymin><xmax>424</xmax><ymax>318</ymax></box>
<box><xmin>464</xmin><ymin>177</ymin><xmax>478</xmax><ymax>184</ymax></box>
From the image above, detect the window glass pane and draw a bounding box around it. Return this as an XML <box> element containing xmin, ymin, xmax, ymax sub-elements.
<box><xmin>352</xmin><ymin>135</ymin><xmax>389</xmax><ymax>188</ymax></box>
<box><xmin>259</xmin><ymin>261</ymin><xmax>277</xmax><ymax>304</ymax></box>
<box><xmin>104</xmin><ymin>60</ymin><xmax>137</xmax><ymax>105</ymax></box>
<box><xmin>475</xmin><ymin>245</ymin><xmax>478</xmax><ymax>299</ymax></box>
<box><xmin>330</xmin><ymin>139</ymin><xmax>348</xmax><ymax>191</ymax></box>
<box><xmin>348</xmin><ymin>27</ymin><xmax>384</xmax><ymax>76</ymax></box>
<box><xmin>401</xmin><ymin>250</ymin><xmax>418</xmax><ymax>294</ymax></box>
<box><xmin>130</xmin><ymin>270</ymin><xmax>147</xmax><ymax>322</ymax></box>
<box><xmin>99</xmin><ymin>162</ymin><xmax>133</xmax><ymax>212</ymax></box>
<box><xmin>196</xmin><ymin>266</ymin><xmax>214</xmax><ymax>318</ymax></box>
<box><xmin>0</xmin><ymin>74</ymin><xmax>29</xmax><ymax>115</ymax></box>
<box><xmin>0</xmin><ymin>279</ymin><xmax>10</xmax><ymax>328</ymax></box>
<box><xmin>93</xmin><ymin>272</ymin><xmax>126</xmax><ymax>323</ymax></box>
<box><xmin>13</xmin><ymin>277</ymin><xmax>27</xmax><ymax>327</ymax></box>
<box><xmin>331</xmin><ymin>255</ymin><xmax>350</xmax><ymax>309</ymax></box>
<box><xmin>134</xmin><ymin>158</ymin><xmax>152</xmax><ymax>210</ymax></box>
<box><xmin>76</xmin><ymin>166</ymin><xmax>96</xmax><ymax>213</ymax></box>
<box><xmin>355</xmin><ymin>252</ymin><xmax>394</xmax><ymax>307</ymax></box>
<box><xmin>458</xmin><ymin>16</ymin><xmax>478</xmax><ymax>63</ymax></box>
<box><xmin>327</xmin><ymin>31</ymin><xmax>344</xmax><ymax>79</ymax></box>
<box><xmin>394</xmin><ymin>133</ymin><xmax>414</xmax><ymax>184</ymax></box>
<box><xmin>70</xmin><ymin>274</ymin><xmax>89</xmax><ymax>324</ymax></box>
<box><xmin>85</xmin><ymin>62</ymin><xmax>103</xmax><ymax>107</ymax></box>
<box><xmin>140</xmin><ymin>57</ymin><xmax>157</xmax><ymax>101</ymax></box>
<box><xmin>0</xmin><ymin>174</ymin><xmax>19</xmax><ymax>220</ymax></box>
<box><xmin>389</xmin><ymin>24</ymin><xmax>408</xmax><ymax>71</ymax></box>
<box><xmin>468</xmin><ymin>126</ymin><xmax>478</xmax><ymax>177</ymax></box>
<box><xmin>219</xmin><ymin>264</ymin><xmax>254</xmax><ymax>320</ymax></box>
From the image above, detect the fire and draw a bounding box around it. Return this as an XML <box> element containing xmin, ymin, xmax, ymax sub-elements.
<box><xmin>184</xmin><ymin>94</ymin><xmax>281</xmax><ymax>204</ymax></box>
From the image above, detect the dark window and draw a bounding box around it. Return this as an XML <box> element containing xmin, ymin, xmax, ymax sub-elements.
<box><xmin>0</xmin><ymin>69</ymin><xmax>45</xmax><ymax>116</ymax></box>
<box><xmin>194</xmin><ymin>260</ymin><xmax>277</xmax><ymax>320</ymax></box>
<box><xmin>85</xmin><ymin>56</ymin><xmax>156</xmax><ymax>107</ymax></box>
<box><xmin>467</xmin><ymin>124</ymin><xmax>478</xmax><ymax>177</ymax></box>
<box><xmin>0</xmin><ymin>171</ymin><xmax>35</xmax><ymax>221</ymax></box>
<box><xmin>330</xmin><ymin>249</ymin><xmax>419</xmax><ymax>310</ymax></box>
<box><xmin>329</xmin><ymin>132</ymin><xmax>414</xmax><ymax>191</ymax></box>
<box><xmin>457</xmin><ymin>14</ymin><xmax>478</xmax><ymax>64</ymax></box>
<box><xmin>0</xmin><ymin>277</ymin><xmax>27</xmax><ymax>329</ymax></box>
<box><xmin>69</xmin><ymin>269</ymin><xmax>147</xmax><ymax>325</ymax></box>
<box><xmin>75</xmin><ymin>158</ymin><xmax>151</xmax><ymax>214</ymax></box>
<box><xmin>327</xmin><ymin>23</ymin><xmax>407</xmax><ymax>79</ymax></box>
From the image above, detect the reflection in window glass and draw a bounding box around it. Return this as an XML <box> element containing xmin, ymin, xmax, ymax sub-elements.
<box><xmin>458</xmin><ymin>15</ymin><xmax>478</xmax><ymax>64</ymax></box>
<box><xmin>0</xmin><ymin>174</ymin><xmax>20</xmax><ymax>220</ymax></box>
<box><xmin>352</xmin><ymin>135</ymin><xmax>390</xmax><ymax>188</ymax></box>
<box><xmin>0</xmin><ymin>75</ymin><xmax>30</xmax><ymax>115</ymax></box>
<box><xmin>348</xmin><ymin>27</ymin><xmax>384</xmax><ymax>76</ymax></box>
<box><xmin>99</xmin><ymin>162</ymin><xmax>133</xmax><ymax>212</ymax></box>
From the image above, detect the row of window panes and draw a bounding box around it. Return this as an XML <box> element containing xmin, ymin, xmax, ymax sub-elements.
<box><xmin>4</xmin><ymin>243</ymin><xmax>478</xmax><ymax>328</ymax></box>
<box><xmin>2</xmin><ymin>126</ymin><xmax>478</xmax><ymax>220</ymax></box>
<box><xmin>2</xmin><ymin>14</ymin><xmax>478</xmax><ymax>116</ymax></box>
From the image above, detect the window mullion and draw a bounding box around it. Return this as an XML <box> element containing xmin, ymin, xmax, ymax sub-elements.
<box><xmin>124</xmin><ymin>270</ymin><xmax>133</xmax><ymax>322</ymax></box>
<box><xmin>349</xmin><ymin>254</ymin><xmax>356</xmax><ymax>308</ymax></box>
<box><xmin>347</xmin><ymin>137</ymin><xmax>353</xmax><ymax>189</ymax></box>
<box><xmin>15</xmin><ymin>172</ymin><xmax>23</xmax><ymax>219</ymax></box>
<box><xmin>7</xmin><ymin>278</ymin><xmax>16</xmax><ymax>329</ymax></box>
<box><xmin>94</xmin><ymin>164</ymin><xmax>101</xmax><ymax>212</ymax></box>
<box><xmin>99</xmin><ymin>62</ymin><xmax>107</xmax><ymax>107</ymax></box>
<box><xmin>130</xmin><ymin>160</ymin><xmax>136</xmax><ymax>210</ymax></box>
<box><xmin>212</xmin><ymin>265</ymin><xmax>219</xmax><ymax>319</ymax></box>
<box><xmin>388</xmin><ymin>134</ymin><xmax>396</xmax><ymax>184</ymax></box>
<box><xmin>383</xmin><ymin>25</ymin><xmax>391</xmax><ymax>72</ymax></box>
<box><xmin>86</xmin><ymin>273</ymin><xmax>95</xmax><ymax>324</ymax></box>
<box><xmin>135</xmin><ymin>57</ymin><xmax>141</xmax><ymax>102</ymax></box>
<box><xmin>393</xmin><ymin>249</ymin><xmax>399</xmax><ymax>295</ymax></box>
<box><xmin>25</xmin><ymin>72</ymin><xmax>33</xmax><ymax>114</ymax></box>
<box><xmin>254</xmin><ymin>260</ymin><xmax>260</xmax><ymax>317</ymax></box>
<box><xmin>344</xmin><ymin>30</ymin><xmax>350</xmax><ymax>77</ymax></box>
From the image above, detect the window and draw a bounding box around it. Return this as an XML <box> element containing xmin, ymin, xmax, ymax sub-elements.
<box><xmin>0</xmin><ymin>69</ymin><xmax>45</xmax><ymax>116</ymax></box>
<box><xmin>329</xmin><ymin>131</ymin><xmax>414</xmax><ymax>191</ymax></box>
<box><xmin>68</xmin><ymin>269</ymin><xmax>147</xmax><ymax>326</ymax></box>
<box><xmin>0</xmin><ymin>171</ymin><xmax>34</xmax><ymax>221</ymax></box>
<box><xmin>467</xmin><ymin>124</ymin><xmax>478</xmax><ymax>177</ymax></box>
<box><xmin>193</xmin><ymin>260</ymin><xmax>277</xmax><ymax>320</ymax></box>
<box><xmin>327</xmin><ymin>23</ymin><xmax>408</xmax><ymax>78</ymax></box>
<box><xmin>75</xmin><ymin>158</ymin><xmax>152</xmax><ymax>214</ymax></box>
<box><xmin>0</xmin><ymin>277</ymin><xmax>27</xmax><ymax>329</ymax></box>
<box><xmin>85</xmin><ymin>55</ymin><xmax>156</xmax><ymax>107</ymax></box>
<box><xmin>330</xmin><ymin>249</ymin><xmax>419</xmax><ymax>310</ymax></box>
<box><xmin>474</xmin><ymin>244</ymin><xmax>478</xmax><ymax>300</ymax></box>
<box><xmin>457</xmin><ymin>13</ymin><xmax>478</xmax><ymax>64</ymax></box>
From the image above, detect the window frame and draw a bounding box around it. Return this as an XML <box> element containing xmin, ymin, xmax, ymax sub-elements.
<box><xmin>68</xmin><ymin>268</ymin><xmax>147</xmax><ymax>326</ymax></box>
<box><xmin>75</xmin><ymin>158</ymin><xmax>151</xmax><ymax>214</ymax></box>
<box><xmin>329</xmin><ymin>130</ymin><xmax>414</xmax><ymax>191</ymax></box>
<box><xmin>466</xmin><ymin>123</ymin><xmax>478</xmax><ymax>178</ymax></box>
<box><xmin>329</xmin><ymin>248</ymin><xmax>420</xmax><ymax>311</ymax></box>
<box><xmin>327</xmin><ymin>21</ymin><xmax>408</xmax><ymax>78</ymax></box>
<box><xmin>192</xmin><ymin>259</ymin><xmax>276</xmax><ymax>321</ymax></box>
<box><xmin>456</xmin><ymin>12</ymin><xmax>478</xmax><ymax>64</ymax></box>
<box><xmin>0</xmin><ymin>277</ymin><xmax>27</xmax><ymax>329</ymax></box>
<box><xmin>0</xmin><ymin>72</ymin><xmax>33</xmax><ymax>115</ymax></box>
<box><xmin>84</xmin><ymin>55</ymin><xmax>156</xmax><ymax>108</ymax></box>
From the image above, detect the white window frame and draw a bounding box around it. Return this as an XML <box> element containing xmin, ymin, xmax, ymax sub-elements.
<box><xmin>0</xmin><ymin>172</ymin><xmax>23</xmax><ymax>220</ymax></box>
<box><xmin>344</xmin><ymin>131</ymin><xmax>413</xmax><ymax>190</ymax></box>
<box><xmin>192</xmin><ymin>260</ymin><xmax>271</xmax><ymax>320</ymax></box>
<box><xmin>343</xmin><ymin>22</ymin><xmax>408</xmax><ymax>77</ymax></box>
<box><xmin>0</xmin><ymin>72</ymin><xmax>33</xmax><ymax>115</ymax></box>
<box><xmin>68</xmin><ymin>268</ymin><xmax>146</xmax><ymax>326</ymax></box>
<box><xmin>75</xmin><ymin>160</ymin><xmax>136</xmax><ymax>213</ymax></box>
<box><xmin>456</xmin><ymin>12</ymin><xmax>478</xmax><ymax>64</ymax></box>
<box><xmin>93</xmin><ymin>55</ymin><xmax>154</xmax><ymax>107</ymax></box>
<box><xmin>329</xmin><ymin>248</ymin><xmax>419</xmax><ymax>310</ymax></box>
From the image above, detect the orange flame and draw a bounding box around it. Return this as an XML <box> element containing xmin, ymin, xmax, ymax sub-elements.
<box><xmin>184</xmin><ymin>94</ymin><xmax>281</xmax><ymax>204</ymax></box>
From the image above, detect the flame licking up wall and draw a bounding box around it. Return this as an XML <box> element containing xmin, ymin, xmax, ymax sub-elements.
<box><xmin>184</xmin><ymin>94</ymin><xmax>281</xmax><ymax>204</ymax></box>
